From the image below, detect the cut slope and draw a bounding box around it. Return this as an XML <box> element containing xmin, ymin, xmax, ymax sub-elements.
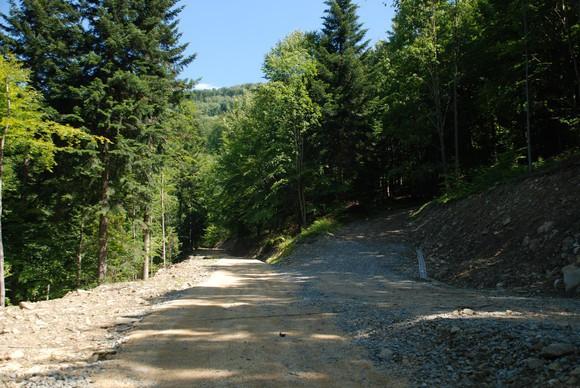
<box><xmin>412</xmin><ymin>160</ymin><xmax>580</xmax><ymax>294</ymax></box>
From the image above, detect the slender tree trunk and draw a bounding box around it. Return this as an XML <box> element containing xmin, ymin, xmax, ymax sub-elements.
<box><xmin>76</xmin><ymin>220</ymin><xmax>84</xmax><ymax>289</ymax></box>
<box><xmin>430</xmin><ymin>1</ymin><xmax>448</xmax><ymax>184</ymax></box>
<box><xmin>160</xmin><ymin>172</ymin><xmax>167</xmax><ymax>267</ymax></box>
<box><xmin>0</xmin><ymin>78</ymin><xmax>10</xmax><ymax>307</ymax></box>
<box><xmin>97</xmin><ymin>144</ymin><xmax>110</xmax><ymax>284</ymax></box>
<box><xmin>294</xmin><ymin>126</ymin><xmax>307</xmax><ymax>228</ymax></box>
<box><xmin>143</xmin><ymin>209</ymin><xmax>151</xmax><ymax>280</ymax></box>
<box><xmin>557</xmin><ymin>1</ymin><xmax>580</xmax><ymax>107</ymax></box>
<box><xmin>453</xmin><ymin>0</ymin><xmax>460</xmax><ymax>176</ymax></box>
<box><xmin>523</xmin><ymin>2</ymin><xmax>533</xmax><ymax>173</ymax></box>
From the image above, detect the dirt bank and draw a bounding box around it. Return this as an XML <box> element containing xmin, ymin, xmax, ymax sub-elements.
<box><xmin>411</xmin><ymin>161</ymin><xmax>580</xmax><ymax>295</ymax></box>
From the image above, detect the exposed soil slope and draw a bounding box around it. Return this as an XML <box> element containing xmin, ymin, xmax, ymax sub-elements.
<box><xmin>411</xmin><ymin>161</ymin><xmax>580</xmax><ymax>294</ymax></box>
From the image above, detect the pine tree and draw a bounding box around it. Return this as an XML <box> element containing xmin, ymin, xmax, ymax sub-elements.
<box><xmin>79</xmin><ymin>0</ymin><xmax>194</xmax><ymax>282</ymax></box>
<box><xmin>312</xmin><ymin>0</ymin><xmax>371</xmax><ymax>199</ymax></box>
<box><xmin>2</xmin><ymin>0</ymin><xmax>193</xmax><ymax>287</ymax></box>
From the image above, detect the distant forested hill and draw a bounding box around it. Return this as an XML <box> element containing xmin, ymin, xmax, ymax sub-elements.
<box><xmin>192</xmin><ymin>84</ymin><xmax>258</xmax><ymax>152</ymax></box>
<box><xmin>192</xmin><ymin>84</ymin><xmax>258</xmax><ymax>117</ymax></box>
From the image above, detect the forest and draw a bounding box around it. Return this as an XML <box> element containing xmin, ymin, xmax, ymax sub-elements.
<box><xmin>0</xmin><ymin>0</ymin><xmax>578</xmax><ymax>307</ymax></box>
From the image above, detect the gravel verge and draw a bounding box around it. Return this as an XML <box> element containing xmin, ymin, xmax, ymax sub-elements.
<box><xmin>0</xmin><ymin>254</ymin><xmax>214</xmax><ymax>388</ymax></box>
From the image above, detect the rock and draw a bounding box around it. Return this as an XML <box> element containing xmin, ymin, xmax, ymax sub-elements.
<box><xmin>528</xmin><ymin>239</ymin><xmax>540</xmax><ymax>251</ymax></box>
<box><xmin>538</xmin><ymin>221</ymin><xmax>555</xmax><ymax>234</ymax></box>
<box><xmin>502</xmin><ymin>217</ymin><xmax>512</xmax><ymax>226</ymax></box>
<box><xmin>567</xmin><ymin>377</ymin><xmax>578</xmax><ymax>386</ymax></box>
<box><xmin>523</xmin><ymin>236</ymin><xmax>530</xmax><ymax>246</ymax></box>
<box><xmin>18</xmin><ymin>301</ymin><xmax>34</xmax><ymax>310</ymax></box>
<box><xmin>524</xmin><ymin>357</ymin><xmax>544</xmax><ymax>370</ymax></box>
<box><xmin>450</xmin><ymin>326</ymin><xmax>461</xmax><ymax>335</ymax></box>
<box><xmin>2</xmin><ymin>349</ymin><xmax>25</xmax><ymax>360</ymax></box>
<box><xmin>570</xmin><ymin>366</ymin><xmax>580</xmax><ymax>376</ymax></box>
<box><xmin>541</xmin><ymin>343</ymin><xmax>576</xmax><ymax>358</ymax></box>
<box><xmin>562</xmin><ymin>264</ymin><xmax>580</xmax><ymax>293</ymax></box>
<box><xmin>505</xmin><ymin>310</ymin><xmax>513</xmax><ymax>316</ymax></box>
<box><xmin>462</xmin><ymin>308</ymin><xmax>476</xmax><ymax>316</ymax></box>
<box><xmin>115</xmin><ymin>317</ymin><xmax>139</xmax><ymax>325</ymax></box>
<box><xmin>380</xmin><ymin>348</ymin><xmax>394</xmax><ymax>360</ymax></box>
<box><xmin>547</xmin><ymin>361</ymin><xmax>561</xmax><ymax>371</ymax></box>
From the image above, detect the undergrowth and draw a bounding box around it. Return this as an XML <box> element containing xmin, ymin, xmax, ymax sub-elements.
<box><xmin>266</xmin><ymin>217</ymin><xmax>339</xmax><ymax>264</ymax></box>
<box><xmin>412</xmin><ymin>148</ymin><xmax>580</xmax><ymax>218</ymax></box>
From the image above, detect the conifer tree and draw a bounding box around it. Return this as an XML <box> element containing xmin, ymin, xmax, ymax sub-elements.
<box><xmin>2</xmin><ymin>0</ymin><xmax>193</xmax><ymax>285</ymax></box>
<box><xmin>312</xmin><ymin>0</ymin><xmax>371</xmax><ymax>199</ymax></box>
<box><xmin>78</xmin><ymin>0</ymin><xmax>194</xmax><ymax>282</ymax></box>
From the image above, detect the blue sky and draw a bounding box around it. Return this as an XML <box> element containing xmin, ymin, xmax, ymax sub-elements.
<box><xmin>1</xmin><ymin>1</ymin><xmax>395</xmax><ymax>88</ymax></box>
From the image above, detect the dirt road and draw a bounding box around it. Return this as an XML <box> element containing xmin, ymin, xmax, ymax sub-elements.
<box><xmin>91</xmin><ymin>211</ymin><xmax>580</xmax><ymax>387</ymax></box>
<box><xmin>91</xmin><ymin>257</ymin><xmax>403</xmax><ymax>387</ymax></box>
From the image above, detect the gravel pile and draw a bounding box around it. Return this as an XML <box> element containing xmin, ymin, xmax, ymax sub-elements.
<box><xmin>0</xmin><ymin>254</ymin><xmax>214</xmax><ymax>387</ymax></box>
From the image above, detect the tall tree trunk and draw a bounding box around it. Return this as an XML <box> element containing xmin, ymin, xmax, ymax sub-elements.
<box><xmin>0</xmin><ymin>77</ymin><xmax>10</xmax><ymax>307</ymax></box>
<box><xmin>453</xmin><ymin>0</ymin><xmax>460</xmax><ymax>176</ymax></box>
<box><xmin>160</xmin><ymin>172</ymin><xmax>167</xmax><ymax>267</ymax></box>
<box><xmin>556</xmin><ymin>1</ymin><xmax>580</xmax><ymax>107</ymax></box>
<box><xmin>97</xmin><ymin>144</ymin><xmax>110</xmax><ymax>284</ymax></box>
<box><xmin>76</xmin><ymin>220</ymin><xmax>84</xmax><ymax>289</ymax></box>
<box><xmin>294</xmin><ymin>126</ymin><xmax>307</xmax><ymax>228</ymax></box>
<box><xmin>430</xmin><ymin>1</ymin><xmax>448</xmax><ymax>183</ymax></box>
<box><xmin>143</xmin><ymin>209</ymin><xmax>151</xmax><ymax>280</ymax></box>
<box><xmin>523</xmin><ymin>2</ymin><xmax>533</xmax><ymax>173</ymax></box>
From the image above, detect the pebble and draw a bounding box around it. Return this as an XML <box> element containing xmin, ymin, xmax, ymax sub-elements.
<box><xmin>524</xmin><ymin>357</ymin><xmax>544</xmax><ymax>370</ymax></box>
<box><xmin>379</xmin><ymin>349</ymin><xmax>394</xmax><ymax>360</ymax></box>
<box><xmin>19</xmin><ymin>301</ymin><xmax>34</xmax><ymax>310</ymax></box>
<box><xmin>541</xmin><ymin>343</ymin><xmax>576</xmax><ymax>358</ymax></box>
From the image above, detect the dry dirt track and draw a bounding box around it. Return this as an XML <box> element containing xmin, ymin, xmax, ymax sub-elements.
<box><xmin>91</xmin><ymin>257</ymin><xmax>404</xmax><ymax>387</ymax></box>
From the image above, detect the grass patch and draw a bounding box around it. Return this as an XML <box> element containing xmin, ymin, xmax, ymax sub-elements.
<box><xmin>266</xmin><ymin>217</ymin><xmax>339</xmax><ymax>265</ymax></box>
<box><xmin>410</xmin><ymin>200</ymin><xmax>435</xmax><ymax>219</ymax></box>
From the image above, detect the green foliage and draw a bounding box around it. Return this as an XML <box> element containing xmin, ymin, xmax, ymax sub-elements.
<box><xmin>310</xmin><ymin>0</ymin><xmax>372</xmax><ymax>199</ymax></box>
<box><xmin>266</xmin><ymin>217</ymin><xmax>339</xmax><ymax>264</ymax></box>
<box><xmin>205</xmin><ymin>32</ymin><xmax>321</xmax><ymax>237</ymax></box>
<box><xmin>202</xmin><ymin>224</ymin><xmax>228</xmax><ymax>247</ymax></box>
<box><xmin>1</xmin><ymin>0</ymin><xmax>197</xmax><ymax>301</ymax></box>
<box><xmin>438</xmin><ymin>150</ymin><xmax>529</xmax><ymax>204</ymax></box>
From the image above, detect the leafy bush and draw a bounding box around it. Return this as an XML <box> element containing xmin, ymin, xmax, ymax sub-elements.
<box><xmin>202</xmin><ymin>224</ymin><xmax>228</xmax><ymax>247</ymax></box>
<box><xmin>439</xmin><ymin>150</ymin><xmax>528</xmax><ymax>204</ymax></box>
<box><xmin>266</xmin><ymin>217</ymin><xmax>339</xmax><ymax>264</ymax></box>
